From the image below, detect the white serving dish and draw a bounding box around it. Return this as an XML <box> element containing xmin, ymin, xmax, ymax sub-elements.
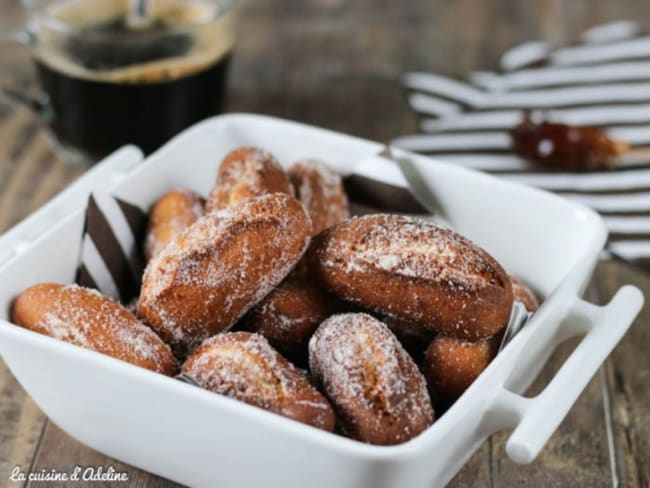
<box><xmin>0</xmin><ymin>114</ymin><xmax>643</xmax><ymax>488</ymax></box>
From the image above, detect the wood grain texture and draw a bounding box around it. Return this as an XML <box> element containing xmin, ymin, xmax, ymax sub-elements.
<box><xmin>484</xmin><ymin>337</ymin><xmax>612</xmax><ymax>488</ymax></box>
<box><xmin>596</xmin><ymin>262</ymin><xmax>650</xmax><ymax>488</ymax></box>
<box><xmin>0</xmin><ymin>0</ymin><xmax>648</xmax><ymax>486</ymax></box>
<box><xmin>26</xmin><ymin>423</ymin><xmax>183</xmax><ymax>488</ymax></box>
<box><xmin>0</xmin><ymin>365</ymin><xmax>46</xmax><ymax>486</ymax></box>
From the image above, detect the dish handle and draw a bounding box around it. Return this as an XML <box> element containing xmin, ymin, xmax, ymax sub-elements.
<box><xmin>499</xmin><ymin>285</ymin><xmax>643</xmax><ymax>464</ymax></box>
<box><xmin>0</xmin><ymin>145</ymin><xmax>143</xmax><ymax>268</ymax></box>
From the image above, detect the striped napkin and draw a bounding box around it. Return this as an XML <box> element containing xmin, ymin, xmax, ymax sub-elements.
<box><xmin>395</xmin><ymin>20</ymin><xmax>650</xmax><ymax>268</ymax></box>
<box><xmin>76</xmin><ymin>193</ymin><xmax>147</xmax><ymax>303</ymax></box>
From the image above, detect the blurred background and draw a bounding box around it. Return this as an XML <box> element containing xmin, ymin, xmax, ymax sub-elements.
<box><xmin>1</xmin><ymin>0</ymin><xmax>649</xmax><ymax>226</ymax></box>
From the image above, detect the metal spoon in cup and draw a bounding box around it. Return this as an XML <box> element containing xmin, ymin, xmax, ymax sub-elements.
<box><xmin>127</xmin><ymin>0</ymin><xmax>154</xmax><ymax>29</ymax></box>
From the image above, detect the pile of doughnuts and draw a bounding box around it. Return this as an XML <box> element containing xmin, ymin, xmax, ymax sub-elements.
<box><xmin>10</xmin><ymin>146</ymin><xmax>539</xmax><ymax>446</ymax></box>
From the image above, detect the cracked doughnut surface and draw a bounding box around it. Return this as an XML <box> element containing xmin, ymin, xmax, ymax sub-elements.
<box><xmin>309</xmin><ymin>313</ymin><xmax>434</xmax><ymax>445</ymax></box>
<box><xmin>139</xmin><ymin>193</ymin><xmax>312</xmax><ymax>357</ymax></box>
<box><xmin>308</xmin><ymin>214</ymin><xmax>513</xmax><ymax>340</ymax></box>
<box><xmin>206</xmin><ymin>147</ymin><xmax>292</xmax><ymax>212</ymax></box>
<box><xmin>183</xmin><ymin>332</ymin><xmax>335</xmax><ymax>431</ymax></box>
<box><xmin>12</xmin><ymin>283</ymin><xmax>178</xmax><ymax>376</ymax></box>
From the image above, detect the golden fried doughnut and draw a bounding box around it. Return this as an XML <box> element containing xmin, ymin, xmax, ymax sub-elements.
<box><xmin>288</xmin><ymin>159</ymin><xmax>349</xmax><ymax>235</ymax></box>
<box><xmin>206</xmin><ymin>147</ymin><xmax>293</xmax><ymax>212</ymax></box>
<box><xmin>242</xmin><ymin>277</ymin><xmax>345</xmax><ymax>361</ymax></box>
<box><xmin>182</xmin><ymin>332</ymin><xmax>335</xmax><ymax>431</ymax></box>
<box><xmin>12</xmin><ymin>283</ymin><xmax>178</xmax><ymax>375</ymax></box>
<box><xmin>308</xmin><ymin>215</ymin><xmax>513</xmax><ymax>341</ymax></box>
<box><xmin>422</xmin><ymin>335</ymin><xmax>499</xmax><ymax>408</ymax></box>
<box><xmin>144</xmin><ymin>189</ymin><xmax>205</xmax><ymax>262</ymax></box>
<box><xmin>510</xmin><ymin>275</ymin><xmax>539</xmax><ymax>312</ymax></box>
<box><xmin>139</xmin><ymin>193</ymin><xmax>312</xmax><ymax>357</ymax></box>
<box><xmin>309</xmin><ymin>313</ymin><xmax>434</xmax><ymax>445</ymax></box>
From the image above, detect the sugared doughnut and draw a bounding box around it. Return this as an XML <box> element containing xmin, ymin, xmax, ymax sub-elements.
<box><xmin>288</xmin><ymin>159</ymin><xmax>349</xmax><ymax>235</ymax></box>
<box><xmin>11</xmin><ymin>283</ymin><xmax>178</xmax><ymax>375</ymax></box>
<box><xmin>510</xmin><ymin>275</ymin><xmax>539</xmax><ymax>312</ymax></box>
<box><xmin>309</xmin><ymin>313</ymin><xmax>434</xmax><ymax>445</ymax></box>
<box><xmin>139</xmin><ymin>193</ymin><xmax>312</xmax><ymax>357</ymax></box>
<box><xmin>242</xmin><ymin>277</ymin><xmax>345</xmax><ymax>361</ymax></box>
<box><xmin>422</xmin><ymin>335</ymin><xmax>499</xmax><ymax>408</ymax></box>
<box><xmin>144</xmin><ymin>189</ymin><xmax>205</xmax><ymax>261</ymax></box>
<box><xmin>206</xmin><ymin>147</ymin><xmax>293</xmax><ymax>212</ymax></box>
<box><xmin>182</xmin><ymin>332</ymin><xmax>335</xmax><ymax>431</ymax></box>
<box><xmin>308</xmin><ymin>215</ymin><xmax>513</xmax><ymax>340</ymax></box>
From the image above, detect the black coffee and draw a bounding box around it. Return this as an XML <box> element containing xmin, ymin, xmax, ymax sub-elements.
<box><xmin>34</xmin><ymin>0</ymin><xmax>234</xmax><ymax>159</ymax></box>
<box><xmin>36</xmin><ymin>55</ymin><xmax>230</xmax><ymax>157</ymax></box>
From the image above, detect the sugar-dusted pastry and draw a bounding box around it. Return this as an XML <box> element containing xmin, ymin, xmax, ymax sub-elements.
<box><xmin>144</xmin><ymin>189</ymin><xmax>205</xmax><ymax>261</ymax></box>
<box><xmin>308</xmin><ymin>215</ymin><xmax>513</xmax><ymax>340</ymax></box>
<box><xmin>309</xmin><ymin>313</ymin><xmax>434</xmax><ymax>445</ymax></box>
<box><xmin>182</xmin><ymin>332</ymin><xmax>335</xmax><ymax>431</ymax></box>
<box><xmin>510</xmin><ymin>275</ymin><xmax>540</xmax><ymax>312</ymax></box>
<box><xmin>242</xmin><ymin>277</ymin><xmax>345</xmax><ymax>360</ymax></box>
<box><xmin>422</xmin><ymin>335</ymin><xmax>499</xmax><ymax>408</ymax></box>
<box><xmin>288</xmin><ymin>159</ymin><xmax>349</xmax><ymax>235</ymax></box>
<box><xmin>206</xmin><ymin>147</ymin><xmax>293</xmax><ymax>212</ymax></box>
<box><xmin>139</xmin><ymin>193</ymin><xmax>312</xmax><ymax>357</ymax></box>
<box><xmin>11</xmin><ymin>283</ymin><xmax>178</xmax><ymax>375</ymax></box>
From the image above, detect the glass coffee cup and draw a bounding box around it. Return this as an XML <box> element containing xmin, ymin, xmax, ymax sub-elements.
<box><xmin>1</xmin><ymin>0</ymin><xmax>235</xmax><ymax>163</ymax></box>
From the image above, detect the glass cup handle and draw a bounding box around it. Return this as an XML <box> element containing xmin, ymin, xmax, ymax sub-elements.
<box><xmin>0</xmin><ymin>25</ymin><xmax>54</xmax><ymax>121</ymax></box>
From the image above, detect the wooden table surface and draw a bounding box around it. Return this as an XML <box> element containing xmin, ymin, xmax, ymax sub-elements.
<box><xmin>1</xmin><ymin>0</ymin><xmax>649</xmax><ymax>486</ymax></box>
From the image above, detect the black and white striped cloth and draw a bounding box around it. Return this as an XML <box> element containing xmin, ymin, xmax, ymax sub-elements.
<box><xmin>77</xmin><ymin>193</ymin><xmax>147</xmax><ymax>303</ymax></box>
<box><xmin>395</xmin><ymin>20</ymin><xmax>650</xmax><ymax>268</ymax></box>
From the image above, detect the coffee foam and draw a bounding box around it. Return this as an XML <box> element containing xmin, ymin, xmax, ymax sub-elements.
<box><xmin>35</xmin><ymin>0</ymin><xmax>235</xmax><ymax>83</ymax></box>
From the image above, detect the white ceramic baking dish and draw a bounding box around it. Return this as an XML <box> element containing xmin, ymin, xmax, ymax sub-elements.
<box><xmin>0</xmin><ymin>114</ymin><xmax>643</xmax><ymax>488</ymax></box>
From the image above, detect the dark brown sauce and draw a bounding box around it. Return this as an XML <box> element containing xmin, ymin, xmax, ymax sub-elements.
<box><xmin>510</xmin><ymin>114</ymin><xmax>624</xmax><ymax>171</ymax></box>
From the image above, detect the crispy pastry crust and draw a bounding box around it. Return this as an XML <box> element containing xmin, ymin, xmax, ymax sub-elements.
<box><xmin>144</xmin><ymin>189</ymin><xmax>205</xmax><ymax>262</ymax></box>
<box><xmin>309</xmin><ymin>313</ymin><xmax>434</xmax><ymax>445</ymax></box>
<box><xmin>206</xmin><ymin>147</ymin><xmax>293</xmax><ymax>212</ymax></box>
<box><xmin>242</xmin><ymin>277</ymin><xmax>345</xmax><ymax>359</ymax></box>
<box><xmin>182</xmin><ymin>332</ymin><xmax>335</xmax><ymax>431</ymax></box>
<box><xmin>308</xmin><ymin>215</ymin><xmax>513</xmax><ymax>340</ymax></box>
<box><xmin>139</xmin><ymin>193</ymin><xmax>312</xmax><ymax>357</ymax></box>
<box><xmin>288</xmin><ymin>159</ymin><xmax>349</xmax><ymax>236</ymax></box>
<box><xmin>12</xmin><ymin>283</ymin><xmax>178</xmax><ymax>375</ymax></box>
<box><xmin>422</xmin><ymin>335</ymin><xmax>499</xmax><ymax>408</ymax></box>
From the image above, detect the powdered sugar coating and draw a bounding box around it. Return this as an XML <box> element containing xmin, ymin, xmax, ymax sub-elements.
<box><xmin>206</xmin><ymin>147</ymin><xmax>293</xmax><ymax>212</ymax></box>
<box><xmin>182</xmin><ymin>332</ymin><xmax>335</xmax><ymax>431</ymax></box>
<box><xmin>288</xmin><ymin>158</ymin><xmax>349</xmax><ymax>236</ymax></box>
<box><xmin>309</xmin><ymin>214</ymin><xmax>513</xmax><ymax>340</ymax></box>
<box><xmin>11</xmin><ymin>283</ymin><xmax>178</xmax><ymax>375</ymax></box>
<box><xmin>139</xmin><ymin>193</ymin><xmax>312</xmax><ymax>357</ymax></box>
<box><xmin>327</xmin><ymin>215</ymin><xmax>494</xmax><ymax>287</ymax></box>
<box><xmin>144</xmin><ymin>189</ymin><xmax>205</xmax><ymax>262</ymax></box>
<box><xmin>309</xmin><ymin>313</ymin><xmax>434</xmax><ymax>445</ymax></box>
